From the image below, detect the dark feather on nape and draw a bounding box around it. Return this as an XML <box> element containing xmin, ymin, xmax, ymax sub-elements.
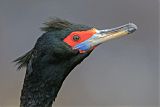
<box><xmin>41</xmin><ymin>18</ymin><xmax>73</xmax><ymax>31</ymax></box>
<box><xmin>13</xmin><ymin>49</ymin><xmax>34</xmax><ymax>70</ymax></box>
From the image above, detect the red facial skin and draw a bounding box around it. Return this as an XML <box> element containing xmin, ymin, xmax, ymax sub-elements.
<box><xmin>63</xmin><ymin>28</ymin><xmax>97</xmax><ymax>53</ymax></box>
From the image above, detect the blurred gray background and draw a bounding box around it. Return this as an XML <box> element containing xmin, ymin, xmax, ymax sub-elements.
<box><xmin>0</xmin><ymin>0</ymin><xmax>159</xmax><ymax>107</ymax></box>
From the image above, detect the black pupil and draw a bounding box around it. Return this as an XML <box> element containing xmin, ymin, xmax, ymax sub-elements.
<box><xmin>73</xmin><ymin>35</ymin><xmax>80</xmax><ymax>41</ymax></box>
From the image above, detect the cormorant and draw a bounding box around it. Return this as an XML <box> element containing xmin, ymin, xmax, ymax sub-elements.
<box><xmin>14</xmin><ymin>18</ymin><xmax>137</xmax><ymax>107</ymax></box>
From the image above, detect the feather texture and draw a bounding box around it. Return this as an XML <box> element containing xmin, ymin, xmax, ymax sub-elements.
<box><xmin>41</xmin><ymin>18</ymin><xmax>73</xmax><ymax>31</ymax></box>
<box><xmin>14</xmin><ymin>49</ymin><xmax>34</xmax><ymax>70</ymax></box>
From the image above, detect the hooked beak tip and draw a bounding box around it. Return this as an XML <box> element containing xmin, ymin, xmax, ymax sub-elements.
<box><xmin>127</xmin><ymin>23</ymin><xmax>138</xmax><ymax>34</ymax></box>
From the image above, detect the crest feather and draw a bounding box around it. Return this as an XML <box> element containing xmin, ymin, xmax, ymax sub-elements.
<box><xmin>41</xmin><ymin>18</ymin><xmax>73</xmax><ymax>31</ymax></box>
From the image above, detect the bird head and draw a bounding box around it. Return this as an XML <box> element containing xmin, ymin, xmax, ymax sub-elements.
<box><xmin>38</xmin><ymin>18</ymin><xmax>137</xmax><ymax>61</ymax></box>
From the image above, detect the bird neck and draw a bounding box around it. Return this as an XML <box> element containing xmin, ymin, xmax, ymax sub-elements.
<box><xmin>20</xmin><ymin>75</ymin><xmax>54</xmax><ymax>107</ymax></box>
<box><xmin>20</xmin><ymin>63</ymin><xmax>72</xmax><ymax>107</ymax></box>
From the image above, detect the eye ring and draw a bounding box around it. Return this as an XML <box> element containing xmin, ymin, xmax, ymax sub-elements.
<box><xmin>73</xmin><ymin>35</ymin><xmax>80</xmax><ymax>41</ymax></box>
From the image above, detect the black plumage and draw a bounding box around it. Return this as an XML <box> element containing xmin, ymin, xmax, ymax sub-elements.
<box><xmin>14</xmin><ymin>18</ymin><xmax>93</xmax><ymax>107</ymax></box>
<box><xmin>14</xmin><ymin>17</ymin><xmax>137</xmax><ymax>107</ymax></box>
